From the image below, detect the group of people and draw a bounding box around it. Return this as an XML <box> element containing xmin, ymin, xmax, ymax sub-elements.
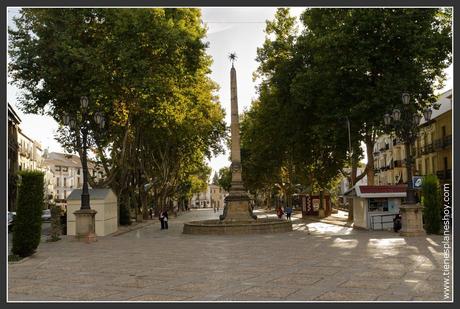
<box><xmin>276</xmin><ymin>205</ymin><xmax>293</xmax><ymax>221</ymax></box>
<box><xmin>147</xmin><ymin>207</ymin><xmax>169</xmax><ymax>230</ymax></box>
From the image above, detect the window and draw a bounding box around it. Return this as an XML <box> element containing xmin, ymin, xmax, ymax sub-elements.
<box><xmin>432</xmin><ymin>157</ymin><xmax>437</xmax><ymax>173</ymax></box>
<box><xmin>442</xmin><ymin>126</ymin><xmax>446</xmax><ymax>138</ymax></box>
<box><xmin>64</xmin><ymin>190</ymin><xmax>67</xmax><ymax>199</ymax></box>
<box><xmin>425</xmin><ymin>158</ymin><xmax>430</xmax><ymax>175</ymax></box>
<box><xmin>55</xmin><ymin>166</ymin><xmax>61</xmax><ymax>171</ymax></box>
<box><xmin>77</xmin><ymin>168</ymin><xmax>80</xmax><ymax>175</ymax></box>
<box><xmin>63</xmin><ymin>178</ymin><xmax>67</xmax><ymax>187</ymax></box>
<box><xmin>56</xmin><ymin>177</ymin><xmax>60</xmax><ymax>187</ymax></box>
<box><xmin>56</xmin><ymin>190</ymin><xmax>60</xmax><ymax>198</ymax></box>
<box><xmin>368</xmin><ymin>198</ymin><xmax>389</xmax><ymax>212</ymax></box>
<box><xmin>62</xmin><ymin>167</ymin><xmax>68</xmax><ymax>172</ymax></box>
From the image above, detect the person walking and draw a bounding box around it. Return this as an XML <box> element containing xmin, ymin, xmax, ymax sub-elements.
<box><xmin>159</xmin><ymin>211</ymin><xmax>165</xmax><ymax>230</ymax></box>
<box><xmin>163</xmin><ymin>210</ymin><xmax>169</xmax><ymax>229</ymax></box>
<box><xmin>149</xmin><ymin>208</ymin><xmax>153</xmax><ymax>220</ymax></box>
<box><xmin>285</xmin><ymin>205</ymin><xmax>293</xmax><ymax>221</ymax></box>
<box><xmin>276</xmin><ymin>207</ymin><xmax>284</xmax><ymax>219</ymax></box>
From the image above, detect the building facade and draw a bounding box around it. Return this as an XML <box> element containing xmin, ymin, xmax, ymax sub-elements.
<box><xmin>8</xmin><ymin>103</ymin><xmax>21</xmax><ymax>212</ymax></box>
<box><xmin>373</xmin><ymin>89</ymin><xmax>452</xmax><ymax>186</ymax></box>
<box><xmin>209</xmin><ymin>184</ymin><xmax>228</xmax><ymax>210</ymax></box>
<box><xmin>43</xmin><ymin>152</ymin><xmax>104</xmax><ymax>207</ymax></box>
<box><xmin>190</xmin><ymin>186</ymin><xmax>211</xmax><ymax>208</ymax></box>
<box><xmin>17</xmin><ymin>129</ymin><xmax>44</xmax><ymax>172</ymax></box>
<box><xmin>415</xmin><ymin>89</ymin><xmax>452</xmax><ymax>185</ymax></box>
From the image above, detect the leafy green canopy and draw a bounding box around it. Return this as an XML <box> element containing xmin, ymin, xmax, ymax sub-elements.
<box><xmin>9</xmin><ymin>8</ymin><xmax>226</xmax><ymax>211</ymax></box>
<box><xmin>241</xmin><ymin>8</ymin><xmax>451</xmax><ymax>199</ymax></box>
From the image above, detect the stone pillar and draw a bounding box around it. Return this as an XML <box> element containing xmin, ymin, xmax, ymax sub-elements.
<box><xmin>74</xmin><ymin>209</ymin><xmax>97</xmax><ymax>242</ymax></box>
<box><xmin>220</xmin><ymin>63</ymin><xmax>256</xmax><ymax>221</ymax></box>
<box><xmin>399</xmin><ymin>204</ymin><xmax>425</xmax><ymax>237</ymax></box>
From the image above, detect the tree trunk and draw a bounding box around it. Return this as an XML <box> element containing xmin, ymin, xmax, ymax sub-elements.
<box><xmin>365</xmin><ymin>132</ymin><xmax>375</xmax><ymax>185</ymax></box>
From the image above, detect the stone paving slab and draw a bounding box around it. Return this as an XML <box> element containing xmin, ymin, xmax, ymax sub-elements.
<box><xmin>7</xmin><ymin>208</ymin><xmax>451</xmax><ymax>302</ymax></box>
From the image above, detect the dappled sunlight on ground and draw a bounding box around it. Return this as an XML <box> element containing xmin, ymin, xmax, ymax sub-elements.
<box><xmin>330</xmin><ymin>238</ymin><xmax>359</xmax><ymax>249</ymax></box>
<box><xmin>304</xmin><ymin>221</ymin><xmax>354</xmax><ymax>236</ymax></box>
<box><xmin>8</xmin><ymin>208</ymin><xmax>448</xmax><ymax>302</ymax></box>
<box><xmin>368</xmin><ymin>238</ymin><xmax>407</xmax><ymax>247</ymax></box>
<box><xmin>425</xmin><ymin>237</ymin><xmax>440</xmax><ymax>247</ymax></box>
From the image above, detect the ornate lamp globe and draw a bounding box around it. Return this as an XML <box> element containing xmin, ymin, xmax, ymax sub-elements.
<box><xmin>402</xmin><ymin>93</ymin><xmax>410</xmax><ymax>105</ymax></box>
<box><xmin>384</xmin><ymin>113</ymin><xmax>391</xmax><ymax>125</ymax></box>
<box><xmin>423</xmin><ymin>108</ymin><xmax>433</xmax><ymax>122</ymax></box>
<box><xmin>80</xmin><ymin>96</ymin><xmax>89</xmax><ymax>111</ymax></box>
<box><xmin>392</xmin><ymin>108</ymin><xmax>401</xmax><ymax>121</ymax></box>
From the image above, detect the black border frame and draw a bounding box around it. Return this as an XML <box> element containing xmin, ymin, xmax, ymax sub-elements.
<box><xmin>1</xmin><ymin>0</ymin><xmax>457</xmax><ymax>308</ymax></box>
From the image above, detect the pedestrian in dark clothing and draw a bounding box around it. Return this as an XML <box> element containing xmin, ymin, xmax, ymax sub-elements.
<box><xmin>159</xmin><ymin>211</ymin><xmax>165</xmax><ymax>230</ymax></box>
<box><xmin>163</xmin><ymin>210</ymin><xmax>169</xmax><ymax>229</ymax></box>
<box><xmin>285</xmin><ymin>206</ymin><xmax>293</xmax><ymax>221</ymax></box>
<box><xmin>393</xmin><ymin>213</ymin><xmax>402</xmax><ymax>232</ymax></box>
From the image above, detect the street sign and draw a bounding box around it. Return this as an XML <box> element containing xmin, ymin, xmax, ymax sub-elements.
<box><xmin>413</xmin><ymin>176</ymin><xmax>423</xmax><ymax>189</ymax></box>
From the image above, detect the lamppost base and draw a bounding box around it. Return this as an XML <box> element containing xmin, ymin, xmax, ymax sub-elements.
<box><xmin>318</xmin><ymin>209</ymin><xmax>326</xmax><ymax>219</ymax></box>
<box><xmin>399</xmin><ymin>203</ymin><xmax>426</xmax><ymax>237</ymax></box>
<box><xmin>74</xmin><ymin>209</ymin><xmax>97</xmax><ymax>242</ymax></box>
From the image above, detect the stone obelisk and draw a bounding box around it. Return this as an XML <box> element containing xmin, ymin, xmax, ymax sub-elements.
<box><xmin>220</xmin><ymin>54</ymin><xmax>257</xmax><ymax>221</ymax></box>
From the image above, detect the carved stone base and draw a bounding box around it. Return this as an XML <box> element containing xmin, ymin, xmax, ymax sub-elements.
<box><xmin>74</xmin><ymin>209</ymin><xmax>97</xmax><ymax>242</ymax></box>
<box><xmin>399</xmin><ymin>203</ymin><xmax>426</xmax><ymax>237</ymax></box>
<box><xmin>220</xmin><ymin>199</ymin><xmax>257</xmax><ymax>221</ymax></box>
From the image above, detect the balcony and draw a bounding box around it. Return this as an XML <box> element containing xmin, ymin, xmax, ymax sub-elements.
<box><xmin>436</xmin><ymin>169</ymin><xmax>452</xmax><ymax>181</ymax></box>
<box><xmin>433</xmin><ymin>139</ymin><xmax>443</xmax><ymax>150</ymax></box>
<box><xmin>443</xmin><ymin>135</ymin><xmax>452</xmax><ymax>148</ymax></box>
<box><xmin>420</xmin><ymin>144</ymin><xmax>434</xmax><ymax>155</ymax></box>
<box><xmin>385</xmin><ymin>144</ymin><xmax>390</xmax><ymax>150</ymax></box>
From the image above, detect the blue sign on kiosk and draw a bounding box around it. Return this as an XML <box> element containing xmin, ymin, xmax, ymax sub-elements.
<box><xmin>413</xmin><ymin>176</ymin><xmax>424</xmax><ymax>189</ymax></box>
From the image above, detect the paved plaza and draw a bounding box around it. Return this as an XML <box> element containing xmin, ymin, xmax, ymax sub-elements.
<box><xmin>8</xmin><ymin>209</ymin><xmax>448</xmax><ymax>302</ymax></box>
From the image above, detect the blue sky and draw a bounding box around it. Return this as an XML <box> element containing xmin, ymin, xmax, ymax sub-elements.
<box><xmin>7</xmin><ymin>7</ymin><xmax>453</xmax><ymax>177</ymax></box>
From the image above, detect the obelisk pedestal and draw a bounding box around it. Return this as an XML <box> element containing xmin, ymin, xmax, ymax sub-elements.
<box><xmin>220</xmin><ymin>62</ymin><xmax>257</xmax><ymax>222</ymax></box>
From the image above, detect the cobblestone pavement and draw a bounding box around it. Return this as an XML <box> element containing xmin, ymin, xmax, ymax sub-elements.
<box><xmin>8</xmin><ymin>209</ymin><xmax>450</xmax><ymax>302</ymax></box>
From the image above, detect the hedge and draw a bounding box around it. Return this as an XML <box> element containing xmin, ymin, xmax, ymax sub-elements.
<box><xmin>422</xmin><ymin>174</ymin><xmax>442</xmax><ymax>234</ymax></box>
<box><xmin>12</xmin><ymin>170</ymin><xmax>44</xmax><ymax>257</ymax></box>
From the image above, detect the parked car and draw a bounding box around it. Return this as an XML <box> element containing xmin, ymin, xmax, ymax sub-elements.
<box><xmin>42</xmin><ymin>209</ymin><xmax>51</xmax><ymax>221</ymax></box>
<box><xmin>8</xmin><ymin>211</ymin><xmax>16</xmax><ymax>231</ymax></box>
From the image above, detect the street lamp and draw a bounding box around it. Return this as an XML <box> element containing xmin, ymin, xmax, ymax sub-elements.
<box><xmin>383</xmin><ymin>93</ymin><xmax>432</xmax><ymax>236</ymax></box>
<box><xmin>62</xmin><ymin>96</ymin><xmax>105</xmax><ymax>240</ymax></box>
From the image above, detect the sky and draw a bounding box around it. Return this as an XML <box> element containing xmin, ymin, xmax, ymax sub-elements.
<box><xmin>7</xmin><ymin>7</ymin><xmax>453</xmax><ymax>178</ymax></box>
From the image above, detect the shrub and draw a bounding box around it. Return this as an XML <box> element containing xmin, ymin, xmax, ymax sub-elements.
<box><xmin>119</xmin><ymin>202</ymin><xmax>131</xmax><ymax>225</ymax></box>
<box><xmin>12</xmin><ymin>170</ymin><xmax>44</xmax><ymax>257</ymax></box>
<box><xmin>422</xmin><ymin>174</ymin><xmax>442</xmax><ymax>234</ymax></box>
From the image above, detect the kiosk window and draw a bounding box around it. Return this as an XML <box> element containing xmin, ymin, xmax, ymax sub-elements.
<box><xmin>369</xmin><ymin>198</ymin><xmax>388</xmax><ymax>212</ymax></box>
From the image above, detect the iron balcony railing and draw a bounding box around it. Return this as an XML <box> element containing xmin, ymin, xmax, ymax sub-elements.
<box><xmin>436</xmin><ymin>169</ymin><xmax>452</xmax><ymax>180</ymax></box>
<box><xmin>443</xmin><ymin>135</ymin><xmax>452</xmax><ymax>147</ymax></box>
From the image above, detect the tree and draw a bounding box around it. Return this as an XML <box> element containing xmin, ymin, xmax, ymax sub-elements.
<box><xmin>217</xmin><ymin>167</ymin><xmax>232</xmax><ymax>192</ymax></box>
<box><xmin>293</xmin><ymin>8</ymin><xmax>451</xmax><ymax>220</ymax></box>
<box><xmin>9</xmin><ymin>8</ymin><xmax>226</xmax><ymax>221</ymax></box>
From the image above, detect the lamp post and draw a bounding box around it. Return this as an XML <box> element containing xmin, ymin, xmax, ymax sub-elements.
<box><xmin>62</xmin><ymin>96</ymin><xmax>105</xmax><ymax>241</ymax></box>
<box><xmin>383</xmin><ymin>93</ymin><xmax>432</xmax><ymax>236</ymax></box>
